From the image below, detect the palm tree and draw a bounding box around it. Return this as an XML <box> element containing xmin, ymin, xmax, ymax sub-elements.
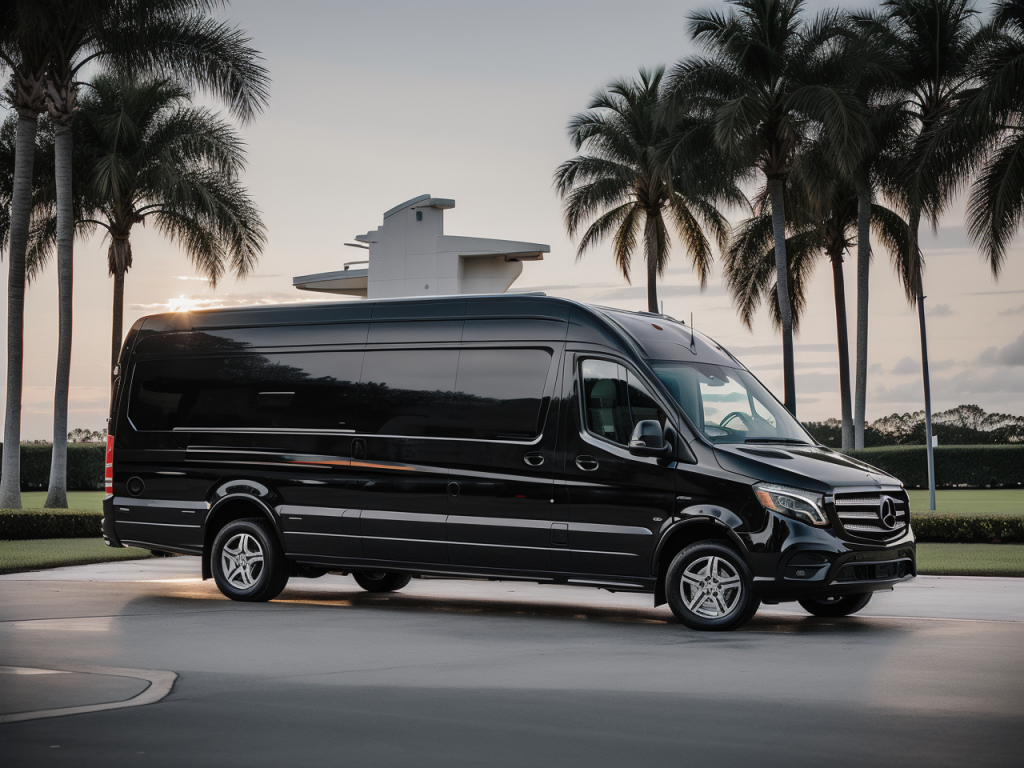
<box><xmin>857</xmin><ymin>0</ymin><xmax>981</xmax><ymax>510</ymax></box>
<box><xmin>0</xmin><ymin>1</ymin><xmax>49</xmax><ymax>510</ymax></box>
<box><xmin>838</xmin><ymin>22</ymin><xmax>915</xmax><ymax>450</ymax></box>
<box><xmin>666</xmin><ymin>0</ymin><xmax>869</xmax><ymax>416</ymax></box>
<box><xmin>726</xmin><ymin>171</ymin><xmax>911</xmax><ymax>450</ymax></box>
<box><xmin>33</xmin><ymin>0</ymin><xmax>270</xmax><ymax>508</ymax></box>
<box><xmin>943</xmin><ymin>0</ymin><xmax>1024</xmax><ymax>271</ymax></box>
<box><xmin>554</xmin><ymin>67</ymin><xmax>741</xmax><ymax>313</ymax></box>
<box><xmin>27</xmin><ymin>74</ymin><xmax>265</xmax><ymax>381</ymax></box>
<box><xmin>850</xmin><ymin>102</ymin><xmax>914</xmax><ymax>450</ymax></box>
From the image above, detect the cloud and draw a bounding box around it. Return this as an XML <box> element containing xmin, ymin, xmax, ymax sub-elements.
<box><xmin>976</xmin><ymin>331</ymin><xmax>1024</xmax><ymax>367</ymax></box>
<box><xmin>892</xmin><ymin>356</ymin><xmax>918</xmax><ymax>374</ymax></box>
<box><xmin>998</xmin><ymin>306</ymin><xmax>1024</xmax><ymax>316</ymax></box>
<box><xmin>595</xmin><ymin>284</ymin><xmax>728</xmax><ymax>301</ymax></box>
<box><xmin>869</xmin><ymin>363</ymin><xmax>883</xmax><ymax>374</ymax></box>
<box><xmin>927</xmin><ymin>303</ymin><xmax>953</xmax><ymax>317</ymax></box>
<box><xmin>919</xmin><ymin>224</ymin><xmax>972</xmax><ymax>251</ymax></box>
<box><xmin>892</xmin><ymin>357</ymin><xmax>955</xmax><ymax>374</ymax></box>
<box><xmin>725</xmin><ymin>342</ymin><xmax>836</xmax><ymax>356</ymax></box>
<box><xmin>871</xmin><ymin>366</ymin><xmax>1024</xmax><ymax>403</ymax></box>
<box><xmin>752</xmin><ymin>361</ymin><xmax>841</xmax><ymax>372</ymax></box>
<box><xmin>793</xmin><ymin>371</ymin><xmax>842</xmax><ymax>394</ymax></box>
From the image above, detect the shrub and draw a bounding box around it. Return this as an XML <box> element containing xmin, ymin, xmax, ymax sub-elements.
<box><xmin>0</xmin><ymin>510</ymin><xmax>103</xmax><ymax>540</ymax></box>
<box><xmin>913</xmin><ymin>515</ymin><xmax>1024</xmax><ymax>543</ymax></box>
<box><xmin>848</xmin><ymin>445</ymin><xmax>1024</xmax><ymax>488</ymax></box>
<box><xmin>0</xmin><ymin>443</ymin><xmax>105</xmax><ymax>491</ymax></box>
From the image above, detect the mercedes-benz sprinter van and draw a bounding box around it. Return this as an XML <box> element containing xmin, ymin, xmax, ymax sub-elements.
<box><xmin>102</xmin><ymin>294</ymin><xmax>915</xmax><ymax>630</ymax></box>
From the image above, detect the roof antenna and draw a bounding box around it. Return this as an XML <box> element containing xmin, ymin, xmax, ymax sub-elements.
<box><xmin>690</xmin><ymin>312</ymin><xmax>697</xmax><ymax>354</ymax></box>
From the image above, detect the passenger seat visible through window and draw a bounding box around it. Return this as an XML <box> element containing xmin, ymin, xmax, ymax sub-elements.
<box><xmin>581</xmin><ymin>359</ymin><xmax>664</xmax><ymax>446</ymax></box>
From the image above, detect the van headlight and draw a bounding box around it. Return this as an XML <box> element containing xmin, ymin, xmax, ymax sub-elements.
<box><xmin>753</xmin><ymin>483</ymin><xmax>829</xmax><ymax>527</ymax></box>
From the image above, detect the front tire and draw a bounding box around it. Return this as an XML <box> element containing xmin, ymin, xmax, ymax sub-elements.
<box><xmin>666</xmin><ymin>542</ymin><xmax>759</xmax><ymax>631</ymax></box>
<box><xmin>211</xmin><ymin>518</ymin><xmax>289</xmax><ymax>602</ymax></box>
<box><xmin>798</xmin><ymin>593</ymin><xmax>872</xmax><ymax>617</ymax></box>
<box><xmin>353</xmin><ymin>571</ymin><xmax>412</xmax><ymax>593</ymax></box>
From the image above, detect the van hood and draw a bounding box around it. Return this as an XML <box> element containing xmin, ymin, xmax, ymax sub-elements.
<box><xmin>712</xmin><ymin>443</ymin><xmax>901</xmax><ymax>493</ymax></box>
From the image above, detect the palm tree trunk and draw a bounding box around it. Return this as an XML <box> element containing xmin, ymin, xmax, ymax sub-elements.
<box><xmin>44</xmin><ymin>124</ymin><xmax>74</xmax><ymax>509</ymax></box>
<box><xmin>908</xmin><ymin>211</ymin><xmax>936</xmax><ymax>511</ymax></box>
<box><xmin>0</xmin><ymin>116</ymin><xmax>40</xmax><ymax>510</ymax></box>
<box><xmin>830</xmin><ymin>252</ymin><xmax>854</xmax><ymax>451</ymax></box>
<box><xmin>854</xmin><ymin>181</ymin><xmax>871</xmax><ymax>450</ymax></box>
<box><xmin>768</xmin><ymin>179</ymin><xmax>796</xmax><ymax>415</ymax></box>
<box><xmin>916</xmin><ymin>271</ymin><xmax>936</xmax><ymax>512</ymax></box>
<box><xmin>112</xmin><ymin>267</ymin><xmax>125</xmax><ymax>374</ymax></box>
<box><xmin>644</xmin><ymin>212</ymin><xmax>659</xmax><ymax>313</ymax></box>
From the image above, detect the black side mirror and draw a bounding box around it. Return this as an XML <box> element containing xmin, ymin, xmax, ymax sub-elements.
<box><xmin>628</xmin><ymin>420</ymin><xmax>672</xmax><ymax>458</ymax></box>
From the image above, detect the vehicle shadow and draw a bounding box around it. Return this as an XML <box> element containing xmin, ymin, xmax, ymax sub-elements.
<box><xmin>144</xmin><ymin>577</ymin><xmax>906</xmax><ymax>636</ymax></box>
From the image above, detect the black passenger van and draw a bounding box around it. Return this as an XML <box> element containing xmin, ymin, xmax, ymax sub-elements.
<box><xmin>102</xmin><ymin>294</ymin><xmax>915</xmax><ymax>630</ymax></box>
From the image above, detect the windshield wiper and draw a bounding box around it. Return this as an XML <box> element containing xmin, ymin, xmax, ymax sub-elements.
<box><xmin>743</xmin><ymin>437</ymin><xmax>811</xmax><ymax>445</ymax></box>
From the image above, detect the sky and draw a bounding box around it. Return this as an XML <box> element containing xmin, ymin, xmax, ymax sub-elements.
<box><xmin>2</xmin><ymin>0</ymin><xmax>1023</xmax><ymax>440</ymax></box>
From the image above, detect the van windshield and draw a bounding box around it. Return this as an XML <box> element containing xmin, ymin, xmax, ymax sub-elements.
<box><xmin>650</xmin><ymin>361</ymin><xmax>812</xmax><ymax>445</ymax></box>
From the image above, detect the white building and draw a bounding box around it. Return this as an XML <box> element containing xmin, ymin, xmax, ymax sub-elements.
<box><xmin>292</xmin><ymin>194</ymin><xmax>549</xmax><ymax>299</ymax></box>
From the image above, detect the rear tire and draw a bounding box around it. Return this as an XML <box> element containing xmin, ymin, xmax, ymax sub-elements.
<box><xmin>665</xmin><ymin>541</ymin><xmax>759</xmax><ymax>631</ymax></box>
<box><xmin>798</xmin><ymin>592</ymin><xmax>872</xmax><ymax>617</ymax></box>
<box><xmin>353</xmin><ymin>571</ymin><xmax>412</xmax><ymax>593</ymax></box>
<box><xmin>211</xmin><ymin>518</ymin><xmax>289</xmax><ymax>602</ymax></box>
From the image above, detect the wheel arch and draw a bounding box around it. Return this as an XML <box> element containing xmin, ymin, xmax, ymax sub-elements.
<box><xmin>652</xmin><ymin>517</ymin><xmax>748</xmax><ymax>607</ymax></box>
<box><xmin>202</xmin><ymin>493</ymin><xmax>282</xmax><ymax>580</ymax></box>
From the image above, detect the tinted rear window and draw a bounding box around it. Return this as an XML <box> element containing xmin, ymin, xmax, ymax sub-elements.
<box><xmin>128</xmin><ymin>352</ymin><xmax>364</xmax><ymax>431</ymax></box>
<box><xmin>128</xmin><ymin>347</ymin><xmax>552</xmax><ymax>440</ymax></box>
<box><xmin>355</xmin><ymin>350</ymin><xmax>459</xmax><ymax>436</ymax></box>
<box><xmin>448</xmin><ymin>349</ymin><xmax>552</xmax><ymax>439</ymax></box>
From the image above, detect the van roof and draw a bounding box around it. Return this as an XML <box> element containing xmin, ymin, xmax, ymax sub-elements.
<box><xmin>135</xmin><ymin>293</ymin><xmax>743</xmax><ymax>369</ymax></box>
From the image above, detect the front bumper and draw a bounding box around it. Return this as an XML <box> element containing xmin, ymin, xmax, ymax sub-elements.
<box><xmin>741</xmin><ymin>512</ymin><xmax>916</xmax><ymax>601</ymax></box>
<box><xmin>101</xmin><ymin>495</ymin><xmax>124</xmax><ymax>548</ymax></box>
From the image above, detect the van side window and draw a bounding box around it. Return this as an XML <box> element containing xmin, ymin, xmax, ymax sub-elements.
<box><xmin>128</xmin><ymin>352</ymin><xmax>365</xmax><ymax>431</ymax></box>
<box><xmin>449</xmin><ymin>348</ymin><xmax>552</xmax><ymax>440</ymax></box>
<box><xmin>356</xmin><ymin>350</ymin><xmax>459</xmax><ymax>436</ymax></box>
<box><xmin>580</xmin><ymin>359</ymin><xmax>665</xmax><ymax>445</ymax></box>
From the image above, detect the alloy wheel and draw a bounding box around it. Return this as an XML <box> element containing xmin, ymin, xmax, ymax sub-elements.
<box><xmin>680</xmin><ymin>555</ymin><xmax>743</xmax><ymax>619</ymax></box>
<box><xmin>220</xmin><ymin>532</ymin><xmax>265</xmax><ymax>589</ymax></box>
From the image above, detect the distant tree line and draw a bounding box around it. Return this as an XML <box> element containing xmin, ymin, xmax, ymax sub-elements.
<box><xmin>803</xmin><ymin>405</ymin><xmax>1024</xmax><ymax>447</ymax></box>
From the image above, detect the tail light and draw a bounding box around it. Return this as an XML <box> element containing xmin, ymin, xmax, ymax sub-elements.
<box><xmin>105</xmin><ymin>434</ymin><xmax>114</xmax><ymax>495</ymax></box>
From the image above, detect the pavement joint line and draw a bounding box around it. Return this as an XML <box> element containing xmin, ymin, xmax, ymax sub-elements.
<box><xmin>0</xmin><ymin>665</ymin><xmax>177</xmax><ymax>724</ymax></box>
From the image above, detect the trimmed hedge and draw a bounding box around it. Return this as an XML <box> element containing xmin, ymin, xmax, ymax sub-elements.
<box><xmin>914</xmin><ymin>515</ymin><xmax>1024</xmax><ymax>544</ymax></box>
<box><xmin>0</xmin><ymin>510</ymin><xmax>102</xmax><ymax>540</ymax></box>
<box><xmin>0</xmin><ymin>443</ymin><xmax>105</xmax><ymax>491</ymax></box>
<box><xmin>848</xmin><ymin>445</ymin><xmax>1024</xmax><ymax>488</ymax></box>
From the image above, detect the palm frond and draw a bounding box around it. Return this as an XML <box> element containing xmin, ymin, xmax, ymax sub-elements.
<box><xmin>966</xmin><ymin>129</ymin><xmax>1024</xmax><ymax>275</ymax></box>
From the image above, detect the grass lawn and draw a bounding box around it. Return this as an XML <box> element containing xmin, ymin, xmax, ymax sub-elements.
<box><xmin>0</xmin><ymin>538</ymin><xmax>151</xmax><ymax>574</ymax></box>
<box><xmin>908</xmin><ymin>489</ymin><xmax>1023</xmax><ymax>517</ymax></box>
<box><xmin>916</xmin><ymin>543</ymin><xmax>1023</xmax><ymax>576</ymax></box>
<box><xmin>19</xmin><ymin>490</ymin><xmax>105</xmax><ymax>513</ymax></box>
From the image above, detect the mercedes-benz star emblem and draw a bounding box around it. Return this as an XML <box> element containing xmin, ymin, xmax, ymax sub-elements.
<box><xmin>879</xmin><ymin>497</ymin><xmax>898</xmax><ymax>529</ymax></box>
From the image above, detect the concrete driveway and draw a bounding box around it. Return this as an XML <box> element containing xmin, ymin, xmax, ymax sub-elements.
<box><xmin>1</xmin><ymin>558</ymin><xmax>1022</xmax><ymax>767</ymax></box>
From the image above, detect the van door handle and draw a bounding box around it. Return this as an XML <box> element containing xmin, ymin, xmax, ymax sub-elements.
<box><xmin>575</xmin><ymin>455</ymin><xmax>599</xmax><ymax>472</ymax></box>
<box><xmin>352</xmin><ymin>438</ymin><xmax>366</xmax><ymax>460</ymax></box>
<box><xmin>523</xmin><ymin>452</ymin><xmax>544</xmax><ymax>467</ymax></box>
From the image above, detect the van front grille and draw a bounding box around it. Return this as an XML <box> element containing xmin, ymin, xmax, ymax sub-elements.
<box><xmin>831</xmin><ymin>490</ymin><xmax>909</xmax><ymax>543</ymax></box>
